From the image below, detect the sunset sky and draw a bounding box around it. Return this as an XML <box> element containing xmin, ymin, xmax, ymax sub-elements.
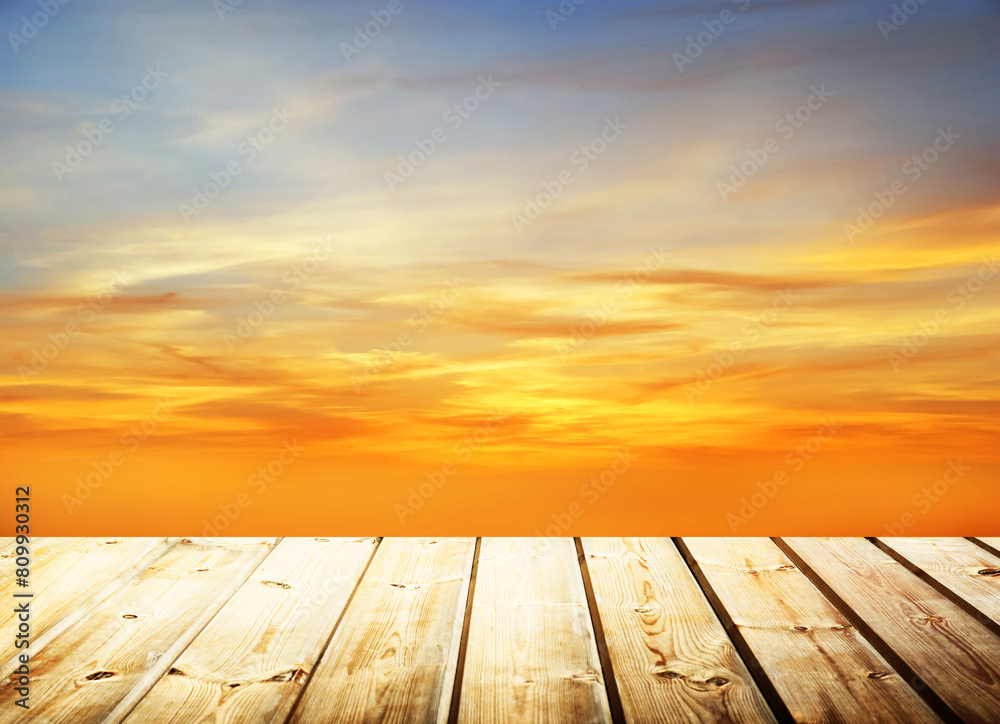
<box><xmin>1</xmin><ymin>0</ymin><xmax>998</xmax><ymax>535</ymax></box>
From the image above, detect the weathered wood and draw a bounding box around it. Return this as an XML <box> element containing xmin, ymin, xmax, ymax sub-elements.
<box><xmin>289</xmin><ymin>538</ymin><xmax>475</xmax><ymax>724</ymax></box>
<box><xmin>878</xmin><ymin>537</ymin><xmax>1000</xmax><ymax>626</ymax></box>
<box><xmin>582</xmin><ymin>537</ymin><xmax>777</xmax><ymax>723</ymax></box>
<box><xmin>682</xmin><ymin>537</ymin><xmax>941</xmax><ymax>723</ymax></box>
<box><xmin>124</xmin><ymin>537</ymin><xmax>377</xmax><ymax>724</ymax></box>
<box><xmin>0</xmin><ymin>538</ymin><xmax>275</xmax><ymax>724</ymax></box>
<box><xmin>0</xmin><ymin>537</ymin><xmax>172</xmax><ymax>666</ymax></box>
<box><xmin>783</xmin><ymin>537</ymin><xmax>1000</xmax><ymax>723</ymax></box>
<box><xmin>458</xmin><ymin>537</ymin><xmax>612</xmax><ymax>724</ymax></box>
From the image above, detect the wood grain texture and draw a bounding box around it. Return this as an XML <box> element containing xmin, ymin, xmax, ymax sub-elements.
<box><xmin>683</xmin><ymin>537</ymin><xmax>941</xmax><ymax>724</ymax></box>
<box><xmin>124</xmin><ymin>537</ymin><xmax>377</xmax><ymax>724</ymax></box>
<box><xmin>0</xmin><ymin>537</ymin><xmax>172</xmax><ymax>666</ymax></box>
<box><xmin>783</xmin><ymin>537</ymin><xmax>1000</xmax><ymax>724</ymax></box>
<box><xmin>458</xmin><ymin>537</ymin><xmax>612</xmax><ymax>724</ymax></box>
<box><xmin>582</xmin><ymin>537</ymin><xmax>776</xmax><ymax>723</ymax></box>
<box><xmin>878</xmin><ymin>537</ymin><xmax>1000</xmax><ymax>626</ymax></box>
<box><xmin>0</xmin><ymin>537</ymin><xmax>103</xmax><ymax>601</ymax></box>
<box><xmin>289</xmin><ymin>537</ymin><xmax>475</xmax><ymax>724</ymax></box>
<box><xmin>0</xmin><ymin>538</ymin><xmax>275</xmax><ymax>724</ymax></box>
<box><xmin>973</xmin><ymin>538</ymin><xmax>1000</xmax><ymax>557</ymax></box>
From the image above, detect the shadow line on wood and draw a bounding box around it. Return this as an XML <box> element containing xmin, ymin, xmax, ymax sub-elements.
<box><xmin>672</xmin><ymin>538</ymin><xmax>796</xmax><ymax>724</ymax></box>
<box><xmin>574</xmin><ymin>537</ymin><xmax>627</xmax><ymax>724</ymax></box>
<box><xmin>280</xmin><ymin>536</ymin><xmax>384</xmax><ymax>724</ymax></box>
<box><xmin>771</xmin><ymin>538</ymin><xmax>963</xmax><ymax>724</ymax></box>
<box><xmin>869</xmin><ymin>537</ymin><xmax>1000</xmax><ymax>639</ymax></box>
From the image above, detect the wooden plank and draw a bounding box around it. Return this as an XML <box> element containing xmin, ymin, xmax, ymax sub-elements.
<box><xmin>0</xmin><ymin>538</ymin><xmax>173</xmax><ymax>667</ymax></box>
<box><xmin>0</xmin><ymin>537</ymin><xmax>92</xmax><ymax>600</ymax></box>
<box><xmin>457</xmin><ymin>537</ymin><xmax>612</xmax><ymax>724</ymax></box>
<box><xmin>582</xmin><ymin>537</ymin><xmax>776</xmax><ymax>723</ymax></box>
<box><xmin>0</xmin><ymin>538</ymin><xmax>275</xmax><ymax>724</ymax></box>
<box><xmin>973</xmin><ymin>538</ymin><xmax>1000</xmax><ymax>557</ymax></box>
<box><xmin>124</xmin><ymin>537</ymin><xmax>377</xmax><ymax>724</ymax></box>
<box><xmin>681</xmin><ymin>537</ymin><xmax>941</xmax><ymax>723</ymax></box>
<box><xmin>783</xmin><ymin>537</ymin><xmax>1000</xmax><ymax>723</ymax></box>
<box><xmin>878</xmin><ymin>537</ymin><xmax>1000</xmax><ymax>626</ymax></box>
<box><xmin>289</xmin><ymin>537</ymin><xmax>475</xmax><ymax>724</ymax></box>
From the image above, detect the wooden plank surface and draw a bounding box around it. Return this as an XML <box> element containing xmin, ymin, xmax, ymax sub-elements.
<box><xmin>973</xmin><ymin>538</ymin><xmax>1000</xmax><ymax>557</ymax></box>
<box><xmin>878</xmin><ymin>537</ymin><xmax>1000</xmax><ymax>626</ymax></box>
<box><xmin>125</xmin><ymin>537</ymin><xmax>378</xmax><ymax>724</ymax></box>
<box><xmin>289</xmin><ymin>537</ymin><xmax>475</xmax><ymax>724</ymax></box>
<box><xmin>458</xmin><ymin>537</ymin><xmax>612</xmax><ymax>724</ymax></box>
<box><xmin>0</xmin><ymin>537</ymin><xmax>100</xmax><ymax>601</ymax></box>
<box><xmin>0</xmin><ymin>538</ymin><xmax>173</xmax><ymax>667</ymax></box>
<box><xmin>582</xmin><ymin>537</ymin><xmax>776</xmax><ymax>723</ymax></box>
<box><xmin>783</xmin><ymin>536</ymin><xmax>1000</xmax><ymax>724</ymax></box>
<box><xmin>0</xmin><ymin>538</ymin><xmax>275</xmax><ymax>724</ymax></box>
<box><xmin>681</xmin><ymin>537</ymin><xmax>941</xmax><ymax>723</ymax></box>
<box><xmin>7</xmin><ymin>536</ymin><xmax>1000</xmax><ymax>723</ymax></box>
